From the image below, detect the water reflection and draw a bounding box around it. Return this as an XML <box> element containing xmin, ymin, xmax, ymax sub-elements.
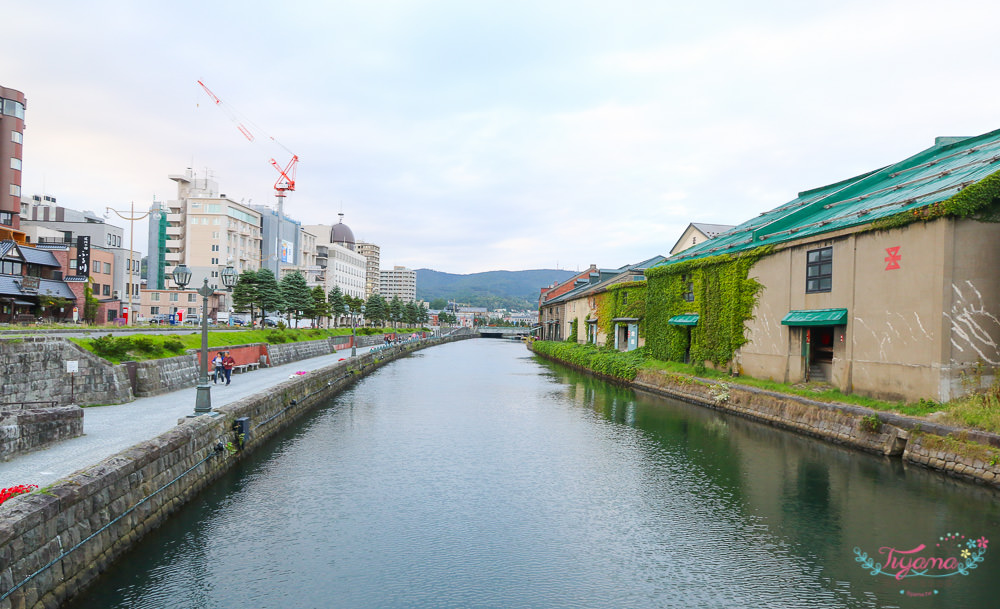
<box><xmin>540</xmin><ymin>358</ymin><xmax>1000</xmax><ymax>608</ymax></box>
<box><xmin>66</xmin><ymin>341</ymin><xmax>999</xmax><ymax>609</ymax></box>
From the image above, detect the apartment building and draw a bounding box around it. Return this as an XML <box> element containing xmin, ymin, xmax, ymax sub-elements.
<box><xmin>303</xmin><ymin>217</ymin><xmax>367</xmax><ymax>300</ymax></box>
<box><xmin>355</xmin><ymin>241</ymin><xmax>381</xmax><ymax>297</ymax></box>
<box><xmin>0</xmin><ymin>85</ymin><xmax>26</xmax><ymax>244</ymax></box>
<box><xmin>379</xmin><ymin>265</ymin><xmax>416</xmax><ymax>302</ymax></box>
<box><xmin>148</xmin><ymin>170</ymin><xmax>263</xmax><ymax>290</ymax></box>
<box><xmin>20</xmin><ymin>198</ymin><xmax>141</xmax><ymax>318</ymax></box>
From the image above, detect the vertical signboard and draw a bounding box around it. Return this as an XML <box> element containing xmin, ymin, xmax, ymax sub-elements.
<box><xmin>76</xmin><ymin>235</ymin><xmax>91</xmax><ymax>277</ymax></box>
<box><xmin>280</xmin><ymin>239</ymin><xmax>294</xmax><ymax>263</ymax></box>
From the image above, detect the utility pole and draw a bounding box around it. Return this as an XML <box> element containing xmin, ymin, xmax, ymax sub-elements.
<box><xmin>106</xmin><ymin>202</ymin><xmax>150</xmax><ymax>325</ymax></box>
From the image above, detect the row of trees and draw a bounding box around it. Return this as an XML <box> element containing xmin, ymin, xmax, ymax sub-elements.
<box><xmin>230</xmin><ymin>269</ymin><xmax>429</xmax><ymax>328</ymax></box>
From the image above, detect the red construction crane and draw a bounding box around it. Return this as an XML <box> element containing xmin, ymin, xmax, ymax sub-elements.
<box><xmin>197</xmin><ymin>80</ymin><xmax>299</xmax><ymax>198</ymax></box>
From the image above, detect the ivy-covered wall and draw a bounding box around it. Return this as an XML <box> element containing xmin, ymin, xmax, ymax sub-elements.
<box><xmin>645</xmin><ymin>247</ymin><xmax>770</xmax><ymax>368</ymax></box>
<box><xmin>598</xmin><ymin>281</ymin><xmax>647</xmax><ymax>342</ymax></box>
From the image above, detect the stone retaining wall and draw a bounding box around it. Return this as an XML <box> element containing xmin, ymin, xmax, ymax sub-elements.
<box><xmin>530</xmin><ymin>345</ymin><xmax>1000</xmax><ymax>490</ymax></box>
<box><xmin>266</xmin><ymin>338</ymin><xmax>339</xmax><ymax>367</ymax></box>
<box><xmin>0</xmin><ymin>406</ymin><xmax>84</xmax><ymax>461</ymax></box>
<box><xmin>132</xmin><ymin>353</ymin><xmax>199</xmax><ymax>397</ymax></box>
<box><xmin>0</xmin><ymin>337</ymin><xmax>133</xmax><ymax>407</ymax></box>
<box><xmin>0</xmin><ymin>334</ymin><xmax>471</xmax><ymax>609</ymax></box>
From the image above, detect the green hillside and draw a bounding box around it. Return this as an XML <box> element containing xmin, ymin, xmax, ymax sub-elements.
<box><xmin>415</xmin><ymin>269</ymin><xmax>576</xmax><ymax>310</ymax></box>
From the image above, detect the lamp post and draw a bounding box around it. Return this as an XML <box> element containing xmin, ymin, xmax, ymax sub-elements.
<box><xmin>105</xmin><ymin>202</ymin><xmax>151</xmax><ymax>325</ymax></box>
<box><xmin>171</xmin><ymin>263</ymin><xmax>237</xmax><ymax>415</ymax></box>
<box><xmin>221</xmin><ymin>264</ymin><xmax>238</xmax><ymax>325</ymax></box>
<box><xmin>351</xmin><ymin>303</ymin><xmax>366</xmax><ymax>357</ymax></box>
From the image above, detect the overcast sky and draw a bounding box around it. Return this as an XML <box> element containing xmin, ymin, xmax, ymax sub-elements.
<box><xmin>5</xmin><ymin>0</ymin><xmax>1000</xmax><ymax>274</ymax></box>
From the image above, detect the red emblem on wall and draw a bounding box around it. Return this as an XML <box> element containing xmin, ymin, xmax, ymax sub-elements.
<box><xmin>885</xmin><ymin>246</ymin><xmax>901</xmax><ymax>270</ymax></box>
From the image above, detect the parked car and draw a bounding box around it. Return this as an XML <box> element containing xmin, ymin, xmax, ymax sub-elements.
<box><xmin>263</xmin><ymin>316</ymin><xmax>281</xmax><ymax>327</ymax></box>
<box><xmin>148</xmin><ymin>314</ymin><xmax>170</xmax><ymax>324</ymax></box>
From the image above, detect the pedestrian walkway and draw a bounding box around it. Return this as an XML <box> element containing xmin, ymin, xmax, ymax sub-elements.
<box><xmin>0</xmin><ymin>346</ymin><xmax>377</xmax><ymax>489</ymax></box>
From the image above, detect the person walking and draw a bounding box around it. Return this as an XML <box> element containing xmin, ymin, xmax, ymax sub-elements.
<box><xmin>212</xmin><ymin>352</ymin><xmax>224</xmax><ymax>384</ymax></box>
<box><xmin>222</xmin><ymin>352</ymin><xmax>236</xmax><ymax>386</ymax></box>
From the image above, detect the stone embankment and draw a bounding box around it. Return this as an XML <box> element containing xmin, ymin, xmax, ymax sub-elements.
<box><xmin>0</xmin><ymin>333</ymin><xmax>399</xmax><ymax>459</ymax></box>
<box><xmin>0</xmin><ymin>332</ymin><xmax>472</xmax><ymax>609</ymax></box>
<box><xmin>530</xmin><ymin>345</ymin><xmax>1000</xmax><ymax>490</ymax></box>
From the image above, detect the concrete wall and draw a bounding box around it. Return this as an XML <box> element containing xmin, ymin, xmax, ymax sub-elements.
<box><xmin>0</xmin><ymin>406</ymin><xmax>83</xmax><ymax>461</ymax></box>
<box><xmin>132</xmin><ymin>353</ymin><xmax>199</xmax><ymax>397</ymax></box>
<box><xmin>943</xmin><ymin>220</ymin><xmax>1000</xmax><ymax>400</ymax></box>
<box><xmin>266</xmin><ymin>338</ymin><xmax>339</xmax><ymax>367</ymax></box>
<box><xmin>0</xmin><ymin>334</ymin><xmax>471</xmax><ymax>609</ymax></box>
<box><xmin>739</xmin><ymin>218</ymin><xmax>1000</xmax><ymax>402</ymax></box>
<box><xmin>0</xmin><ymin>337</ymin><xmax>133</xmax><ymax>407</ymax></box>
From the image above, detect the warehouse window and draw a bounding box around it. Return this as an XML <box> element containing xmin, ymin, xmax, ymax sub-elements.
<box><xmin>806</xmin><ymin>247</ymin><xmax>833</xmax><ymax>293</ymax></box>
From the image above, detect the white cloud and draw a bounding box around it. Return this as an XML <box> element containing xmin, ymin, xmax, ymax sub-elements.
<box><xmin>6</xmin><ymin>0</ymin><xmax>1000</xmax><ymax>274</ymax></box>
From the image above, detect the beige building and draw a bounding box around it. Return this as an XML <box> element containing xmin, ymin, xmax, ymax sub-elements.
<box><xmin>155</xmin><ymin>170</ymin><xmax>263</xmax><ymax>290</ymax></box>
<box><xmin>356</xmin><ymin>241</ymin><xmax>381</xmax><ymax>297</ymax></box>
<box><xmin>668</xmin><ymin>223</ymin><xmax>734</xmax><ymax>256</ymax></box>
<box><xmin>653</xmin><ymin>130</ymin><xmax>1000</xmax><ymax>402</ymax></box>
<box><xmin>140</xmin><ymin>288</ymin><xmax>228</xmax><ymax>324</ymax></box>
<box><xmin>379</xmin><ymin>265</ymin><xmax>416</xmax><ymax>301</ymax></box>
<box><xmin>542</xmin><ymin>257</ymin><xmax>665</xmax><ymax>349</ymax></box>
<box><xmin>303</xmin><ymin>217</ymin><xmax>367</xmax><ymax>300</ymax></box>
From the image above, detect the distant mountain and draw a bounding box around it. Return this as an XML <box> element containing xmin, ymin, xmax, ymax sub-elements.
<box><xmin>415</xmin><ymin>269</ymin><xmax>576</xmax><ymax>310</ymax></box>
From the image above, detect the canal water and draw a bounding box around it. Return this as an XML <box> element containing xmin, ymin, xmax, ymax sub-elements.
<box><xmin>66</xmin><ymin>339</ymin><xmax>1000</xmax><ymax>609</ymax></box>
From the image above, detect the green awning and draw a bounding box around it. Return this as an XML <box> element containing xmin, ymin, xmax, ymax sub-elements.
<box><xmin>668</xmin><ymin>314</ymin><xmax>699</xmax><ymax>326</ymax></box>
<box><xmin>781</xmin><ymin>308</ymin><xmax>848</xmax><ymax>326</ymax></box>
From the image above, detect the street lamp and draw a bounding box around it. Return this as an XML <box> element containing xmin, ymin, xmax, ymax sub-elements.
<box><xmin>221</xmin><ymin>265</ymin><xmax>238</xmax><ymax>325</ymax></box>
<box><xmin>351</xmin><ymin>303</ymin><xmax>366</xmax><ymax>357</ymax></box>
<box><xmin>106</xmin><ymin>202</ymin><xmax>151</xmax><ymax>325</ymax></box>
<box><xmin>172</xmin><ymin>264</ymin><xmax>237</xmax><ymax>416</ymax></box>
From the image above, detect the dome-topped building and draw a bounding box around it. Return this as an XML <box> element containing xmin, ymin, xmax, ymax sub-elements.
<box><xmin>330</xmin><ymin>213</ymin><xmax>355</xmax><ymax>250</ymax></box>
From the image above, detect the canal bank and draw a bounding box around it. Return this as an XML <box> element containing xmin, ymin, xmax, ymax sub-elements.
<box><xmin>527</xmin><ymin>341</ymin><xmax>1000</xmax><ymax>490</ymax></box>
<box><xmin>55</xmin><ymin>338</ymin><xmax>1000</xmax><ymax>609</ymax></box>
<box><xmin>0</xmin><ymin>333</ymin><xmax>472</xmax><ymax>609</ymax></box>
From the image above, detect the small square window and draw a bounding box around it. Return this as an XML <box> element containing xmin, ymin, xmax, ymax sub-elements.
<box><xmin>806</xmin><ymin>247</ymin><xmax>833</xmax><ymax>293</ymax></box>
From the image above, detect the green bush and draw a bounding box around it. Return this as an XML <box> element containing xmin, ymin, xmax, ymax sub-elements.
<box><xmin>531</xmin><ymin>341</ymin><xmax>649</xmax><ymax>381</ymax></box>
<box><xmin>163</xmin><ymin>338</ymin><xmax>185</xmax><ymax>354</ymax></box>
<box><xmin>89</xmin><ymin>334</ymin><xmax>133</xmax><ymax>361</ymax></box>
<box><xmin>265</xmin><ymin>330</ymin><xmax>288</xmax><ymax>344</ymax></box>
<box><xmin>129</xmin><ymin>336</ymin><xmax>163</xmax><ymax>355</ymax></box>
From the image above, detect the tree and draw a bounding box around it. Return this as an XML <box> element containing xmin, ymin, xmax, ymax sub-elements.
<box><xmin>429</xmin><ymin>297</ymin><xmax>448</xmax><ymax>310</ymax></box>
<box><xmin>256</xmin><ymin>268</ymin><xmax>282</xmax><ymax>321</ymax></box>
<box><xmin>311</xmin><ymin>286</ymin><xmax>331</xmax><ymax>327</ymax></box>
<box><xmin>417</xmin><ymin>302</ymin><xmax>429</xmax><ymax>324</ymax></box>
<box><xmin>279</xmin><ymin>271</ymin><xmax>313</xmax><ymax>325</ymax></box>
<box><xmin>403</xmin><ymin>301</ymin><xmax>418</xmax><ymax>326</ymax></box>
<box><xmin>84</xmin><ymin>280</ymin><xmax>99</xmax><ymax>323</ymax></box>
<box><xmin>40</xmin><ymin>296</ymin><xmax>71</xmax><ymax>321</ymax></box>
<box><xmin>389</xmin><ymin>295</ymin><xmax>403</xmax><ymax>328</ymax></box>
<box><xmin>328</xmin><ymin>285</ymin><xmax>346</xmax><ymax>326</ymax></box>
<box><xmin>365</xmin><ymin>293</ymin><xmax>387</xmax><ymax>327</ymax></box>
<box><xmin>232</xmin><ymin>270</ymin><xmax>260</xmax><ymax>324</ymax></box>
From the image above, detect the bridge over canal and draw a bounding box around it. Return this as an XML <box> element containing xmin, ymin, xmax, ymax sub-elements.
<box><xmin>477</xmin><ymin>326</ymin><xmax>531</xmax><ymax>338</ymax></box>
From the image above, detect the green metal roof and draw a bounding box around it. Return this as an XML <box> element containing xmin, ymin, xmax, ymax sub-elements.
<box><xmin>657</xmin><ymin>128</ymin><xmax>1000</xmax><ymax>267</ymax></box>
<box><xmin>781</xmin><ymin>308</ymin><xmax>848</xmax><ymax>326</ymax></box>
<box><xmin>668</xmin><ymin>314</ymin><xmax>699</xmax><ymax>326</ymax></box>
